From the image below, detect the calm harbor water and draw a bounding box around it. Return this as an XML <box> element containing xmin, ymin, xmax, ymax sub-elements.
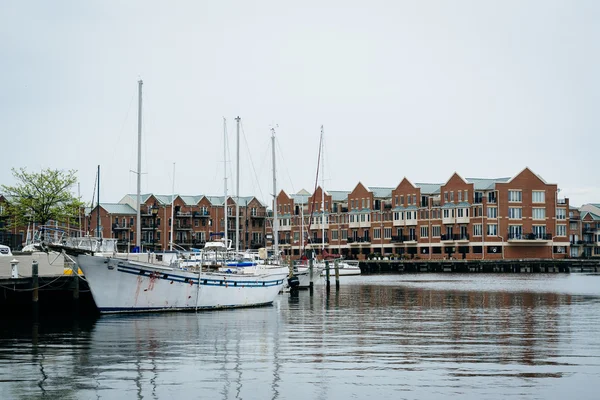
<box><xmin>2</xmin><ymin>274</ymin><xmax>600</xmax><ymax>399</ymax></box>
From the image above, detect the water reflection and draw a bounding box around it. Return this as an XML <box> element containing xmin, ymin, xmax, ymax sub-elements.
<box><xmin>1</xmin><ymin>275</ymin><xmax>600</xmax><ymax>399</ymax></box>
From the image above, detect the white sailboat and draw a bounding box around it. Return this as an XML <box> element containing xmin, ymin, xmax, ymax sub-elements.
<box><xmin>76</xmin><ymin>85</ymin><xmax>287</xmax><ymax>313</ymax></box>
<box><xmin>301</xmin><ymin>126</ymin><xmax>361</xmax><ymax>279</ymax></box>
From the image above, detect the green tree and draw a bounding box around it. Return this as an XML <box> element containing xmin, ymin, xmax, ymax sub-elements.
<box><xmin>1</xmin><ymin>168</ymin><xmax>84</xmax><ymax>227</ymax></box>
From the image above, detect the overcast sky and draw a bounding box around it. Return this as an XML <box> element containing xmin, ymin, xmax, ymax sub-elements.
<box><xmin>1</xmin><ymin>1</ymin><xmax>598</xmax><ymax>207</ymax></box>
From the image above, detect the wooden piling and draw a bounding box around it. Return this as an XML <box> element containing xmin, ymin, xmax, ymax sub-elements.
<box><xmin>31</xmin><ymin>260</ymin><xmax>39</xmax><ymax>303</ymax></box>
<box><xmin>309</xmin><ymin>259</ymin><xmax>314</xmax><ymax>295</ymax></box>
<box><xmin>72</xmin><ymin>261</ymin><xmax>79</xmax><ymax>301</ymax></box>
<box><xmin>334</xmin><ymin>259</ymin><xmax>340</xmax><ymax>291</ymax></box>
<box><xmin>325</xmin><ymin>260</ymin><xmax>330</xmax><ymax>293</ymax></box>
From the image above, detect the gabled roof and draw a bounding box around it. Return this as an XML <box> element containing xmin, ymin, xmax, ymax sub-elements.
<box><xmin>328</xmin><ymin>190</ymin><xmax>350</xmax><ymax>202</ymax></box>
<box><xmin>465</xmin><ymin>177</ymin><xmax>511</xmax><ymax>190</ymax></box>
<box><xmin>443</xmin><ymin>172</ymin><xmax>469</xmax><ymax>186</ymax></box>
<box><xmin>415</xmin><ymin>183</ymin><xmax>441</xmax><ymax>195</ymax></box>
<box><xmin>123</xmin><ymin>193</ymin><xmax>170</xmax><ymax>205</ymax></box>
<box><xmin>368</xmin><ymin>187</ymin><xmax>393</xmax><ymax>199</ymax></box>
<box><xmin>582</xmin><ymin>211</ymin><xmax>600</xmax><ymax>221</ymax></box>
<box><xmin>205</xmin><ymin>196</ymin><xmax>225</xmax><ymax>206</ymax></box>
<box><xmin>178</xmin><ymin>195</ymin><xmax>204</xmax><ymax>206</ymax></box>
<box><xmin>100</xmin><ymin>203</ymin><xmax>137</xmax><ymax>215</ymax></box>
<box><xmin>290</xmin><ymin>193</ymin><xmax>309</xmax><ymax>205</ymax></box>
<box><xmin>505</xmin><ymin>167</ymin><xmax>550</xmax><ymax>185</ymax></box>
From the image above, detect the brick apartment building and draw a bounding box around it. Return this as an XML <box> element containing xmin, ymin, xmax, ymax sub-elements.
<box><xmin>270</xmin><ymin>167</ymin><xmax>599</xmax><ymax>261</ymax></box>
<box><xmin>85</xmin><ymin>193</ymin><xmax>269</xmax><ymax>252</ymax></box>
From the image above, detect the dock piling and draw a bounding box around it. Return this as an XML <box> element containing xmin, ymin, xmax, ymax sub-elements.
<box><xmin>325</xmin><ymin>260</ymin><xmax>330</xmax><ymax>293</ymax></box>
<box><xmin>334</xmin><ymin>259</ymin><xmax>340</xmax><ymax>291</ymax></box>
<box><xmin>31</xmin><ymin>260</ymin><xmax>39</xmax><ymax>303</ymax></box>
<box><xmin>309</xmin><ymin>259</ymin><xmax>314</xmax><ymax>295</ymax></box>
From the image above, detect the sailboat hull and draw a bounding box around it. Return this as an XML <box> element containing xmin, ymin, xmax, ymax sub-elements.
<box><xmin>78</xmin><ymin>255</ymin><xmax>287</xmax><ymax>313</ymax></box>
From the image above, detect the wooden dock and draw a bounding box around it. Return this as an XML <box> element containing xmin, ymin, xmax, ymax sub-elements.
<box><xmin>358</xmin><ymin>259</ymin><xmax>600</xmax><ymax>274</ymax></box>
<box><xmin>0</xmin><ymin>253</ymin><xmax>96</xmax><ymax>316</ymax></box>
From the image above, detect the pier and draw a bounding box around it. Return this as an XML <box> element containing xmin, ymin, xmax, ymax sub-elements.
<box><xmin>0</xmin><ymin>254</ymin><xmax>96</xmax><ymax>316</ymax></box>
<box><xmin>358</xmin><ymin>259</ymin><xmax>600</xmax><ymax>274</ymax></box>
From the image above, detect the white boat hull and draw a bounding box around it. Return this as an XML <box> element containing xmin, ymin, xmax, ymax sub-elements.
<box><xmin>319</xmin><ymin>262</ymin><xmax>361</xmax><ymax>276</ymax></box>
<box><xmin>77</xmin><ymin>255</ymin><xmax>287</xmax><ymax>313</ymax></box>
<box><xmin>294</xmin><ymin>264</ymin><xmax>326</xmax><ymax>288</ymax></box>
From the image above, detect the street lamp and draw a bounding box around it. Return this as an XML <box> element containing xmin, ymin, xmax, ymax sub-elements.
<box><xmin>151</xmin><ymin>206</ymin><xmax>159</xmax><ymax>250</ymax></box>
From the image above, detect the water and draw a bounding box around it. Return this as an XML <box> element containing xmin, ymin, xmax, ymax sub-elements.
<box><xmin>2</xmin><ymin>274</ymin><xmax>600</xmax><ymax>399</ymax></box>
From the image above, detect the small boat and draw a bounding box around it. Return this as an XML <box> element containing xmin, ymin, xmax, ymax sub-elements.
<box><xmin>319</xmin><ymin>260</ymin><xmax>361</xmax><ymax>276</ymax></box>
<box><xmin>0</xmin><ymin>244</ymin><xmax>13</xmax><ymax>256</ymax></box>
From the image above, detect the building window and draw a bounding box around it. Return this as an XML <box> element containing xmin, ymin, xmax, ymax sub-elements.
<box><xmin>532</xmin><ymin>190</ymin><xmax>545</xmax><ymax>203</ymax></box>
<box><xmin>487</xmin><ymin>207</ymin><xmax>497</xmax><ymax>218</ymax></box>
<box><xmin>464</xmin><ymin>190</ymin><xmax>468</xmax><ymax>202</ymax></box>
<box><xmin>341</xmin><ymin>230</ymin><xmax>348</xmax><ymax>240</ymax></box>
<box><xmin>508</xmin><ymin>190</ymin><xmax>522</xmax><ymax>202</ymax></box>
<box><xmin>488</xmin><ymin>191</ymin><xmax>497</xmax><ymax>204</ymax></box>
<box><xmin>443</xmin><ymin>192</ymin><xmax>448</xmax><ymax>202</ymax></box>
<box><xmin>487</xmin><ymin>224</ymin><xmax>497</xmax><ymax>236</ymax></box>
<box><xmin>509</xmin><ymin>225</ymin><xmax>522</xmax><ymax>239</ymax></box>
<box><xmin>432</xmin><ymin>226</ymin><xmax>441</xmax><ymax>237</ymax></box>
<box><xmin>450</xmin><ymin>191</ymin><xmax>454</xmax><ymax>202</ymax></box>
<box><xmin>473</xmin><ymin>224</ymin><xmax>482</xmax><ymax>236</ymax></box>
<box><xmin>331</xmin><ymin>230</ymin><xmax>338</xmax><ymax>240</ymax></box>
<box><xmin>458</xmin><ymin>191</ymin><xmax>462</xmax><ymax>202</ymax></box>
<box><xmin>374</xmin><ymin>229</ymin><xmax>381</xmax><ymax>239</ymax></box>
<box><xmin>508</xmin><ymin>207</ymin><xmax>522</xmax><ymax>219</ymax></box>
<box><xmin>570</xmin><ymin>222</ymin><xmax>578</xmax><ymax>230</ymax></box>
<box><xmin>420</xmin><ymin>226</ymin><xmax>429</xmax><ymax>238</ymax></box>
<box><xmin>557</xmin><ymin>208</ymin><xmax>566</xmax><ymax>220</ymax></box>
<box><xmin>532</xmin><ymin>208</ymin><xmax>545</xmax><ymax>220</ymax></box>
<box><xmin>556</xmin><ymin>225</ymin><xmax>566</xmax><ymax>237</ymax></box>
<box><xmin>533</xmin><ymin>225</ymin><xmax>546</xmax><ymax>238</ymax></box>
<box><xmin>474</xmin><ymin>192</ymin><xmax>483</xmax><ymax>204</ymax></box>
<box><xmin>384</xmin><ymin>228</ymin><xmax>392</xmax><ymax>239</ymax></box>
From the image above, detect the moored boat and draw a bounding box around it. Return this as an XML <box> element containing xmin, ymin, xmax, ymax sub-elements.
<box><xmin>77</xmin><ymin>250</ymin><xmax>287</xmax><ymax>313</ymax></box>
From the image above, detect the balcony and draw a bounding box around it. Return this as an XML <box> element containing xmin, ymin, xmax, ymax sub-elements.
<box><xmin>193</xmin><ymin>211</ymin><xmax>210</xmax><ymax>218</ymax></box>
<box><xmin>455</xmin><ymin>233</ymin><xmax>470</xmax><ymax>242</ymax></box>
<box><xmin>391</xmin><ymin>235</ymin><xmax>404</xmax><ymax>243</ymax></box>
<box><xmin>112</xmin><ymin>223</ymin><xmax>130</xmax><ymax>231</ymax></box>
<box><xmin>440</xmin><ymin>234</ymin><xmax>454</xmax><ymax>242</ymax></box>
<box><xmin>583</xmin><ymin>227</ymin><xmax>598</xmax><ymax>234</ymax></box>
<box><xmin>250</xmin><ymin>240</ymin><xmax>265</xmax><ymax>249</ymax></box>
<box><xmin>508</xmin><ymin>232</ymin><xmax>552</xmax><ymax>242</ymax></box>
<box><xmin>250</xmin><ymin>212</ymin><xmax>266</xmax><ymax>219</ymax></box>
<box><xmin>175</xmin><ymin>225</ymin><xmax>193</xmax><ymax>231</ymax></box>
<box><xmin>308</xmin><ymin>237</ymin><xmax>329</xmax><ymax>244</ymax></box>
<box><xmin>176</xmin><ymin>211</ymin><xmax>192</xmax><ymax>218</ymax></box>
<box><xmin>347</xmin><ymin>237</ymin><xmax>370</xmax><ymax>245</ymax></box>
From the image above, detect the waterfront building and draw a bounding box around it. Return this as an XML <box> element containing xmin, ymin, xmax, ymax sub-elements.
<box><xmin>86</xmin><ymin>193</ymin><xmax>269</xmax><ymax>252</ymax></box>
<box><xmin>268</xmin><ymin>167</ymin><xmax>594</xmax><ymax>261</ymax></box>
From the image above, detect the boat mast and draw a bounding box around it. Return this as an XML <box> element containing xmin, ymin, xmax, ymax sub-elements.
<box><xmin>170</xmin><ymin>162</ymin><xmax>175</xmax><ymax>251</ymax></box>
<box><xmin>223</xmin><ymin>118</ymin><xmax>228</xmax><ymax>246</ymax></box>
<box><xmin>97</xmin><ymin>165</ymin><xmax>101</xmax><ymax>239</ymax></box>
<box><xmin>235</xmin><ymin>116</ymin><xmax>241</xmax><ymax>253</ymax></box>
<box><xmin>271</xmin><ymin>127</ymin><xmax>279</xmax><ymax>260</ymax></box>
<box><xmin>320</xmin><ymin>125</ymin><xmax>325</xmax><ymax>251</ymax></box>
<box><xmin>135</xmin><ymin>80</ymin><xmax>143</xmax><ymax>250</ymax></box>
